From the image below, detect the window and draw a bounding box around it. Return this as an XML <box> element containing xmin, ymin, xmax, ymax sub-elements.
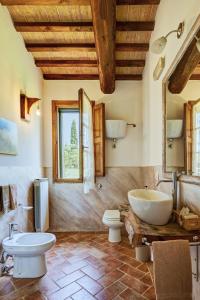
<box><xmin>52</xmin><ymin>101</ymin><xmax>82</xmax><ymax>182</ymax></box>
<box><xmin>52</xmin><ymin>89</ymin><xmax>105</xmax><ymax>184</ymax></box>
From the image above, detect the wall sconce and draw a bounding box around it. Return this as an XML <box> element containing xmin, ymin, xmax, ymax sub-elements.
<box><xmin>20</xmin><ymin>94</ymin><xmax>40</xmax><ymax>122</ymax></box>
<box><xmin>151</xmin><ymin>22</ymin><xmax>184</xmax><ymax>54</ymax></box>
<box><xmin>106</xmin><ymin>120</ymin><xmax>136</xmax><ymax>148</ymax></box>
<box><xmin>153</xmin><ymin>56</ymin><xmax>165</xmax><ymax>80</ymax></box>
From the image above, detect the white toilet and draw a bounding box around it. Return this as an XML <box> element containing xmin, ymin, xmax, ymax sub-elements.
<box><xmin>2</xmin><ymin>232</ymin><xmax>56</xmax><ymax>278</ymax></box>
<box><xmin>102</xmin><ymin>210</ymin><xmax>123</xmax><ymax>243</ymax></box>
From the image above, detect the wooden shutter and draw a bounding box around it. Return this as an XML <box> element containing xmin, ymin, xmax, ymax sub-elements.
<box><xmin>184</xmin><ymin>102</ymin><xmax>193</xmax><ymax>175</ymax></box>
<box><xmin>93</xmin><ymin>103</ymin><xmax>105</xmax><ymax>177</ymax></box>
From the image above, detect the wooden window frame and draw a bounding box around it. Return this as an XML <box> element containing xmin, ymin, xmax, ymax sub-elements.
<box><xmin>52</xmin><ymin>100</ymin><xmax>83</xmax><ymax>183</ymax></box>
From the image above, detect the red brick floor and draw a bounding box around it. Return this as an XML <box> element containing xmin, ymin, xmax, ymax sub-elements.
<box><xmin>0</xmin><ymin>233</ymin><xmax>156</xmax><ymax>300</ymax></box>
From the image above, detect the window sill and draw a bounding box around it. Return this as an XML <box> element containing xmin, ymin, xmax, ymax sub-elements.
<box><xmin>53</xmin><ymin>178</ymin><xmax>83</xmax><ymax>184</ymax></box>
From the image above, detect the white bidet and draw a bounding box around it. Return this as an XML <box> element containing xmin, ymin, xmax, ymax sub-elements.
<box><xmin>2</xmin><ymin>232</ymin><xmax>56</xmax><ymax>278</ymax></box>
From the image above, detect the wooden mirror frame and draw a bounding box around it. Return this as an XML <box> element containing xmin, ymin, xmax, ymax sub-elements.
<box><xmin>162</xmin><ymin>15</ymin><xmax>200</xmax><ymax>183</ymax></box>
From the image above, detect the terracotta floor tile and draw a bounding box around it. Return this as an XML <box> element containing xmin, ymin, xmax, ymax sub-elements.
<box><xmin>119</xmin><ymin>264</ymin><xmax>145</xmax><ymax>280</ymax></box>
<box><xmin>12</xmin><ymin>278</ymin><xmax>37</xmax><ymax>289</ymax></box>
<box><xmin>77</xmin><ymin>275</ymin><xmax>103</xmax><ymax>295</ymax></box>
<box><xmin>95</xmin><ymin>281</ymin><xmax>127</xmax><ymax>300</ymax></box>
<box><xmin>71</xmin><ymin>288</ymin><xmax>96</xmax><ymax>300</ymax></box>
<box><xmin>81</xmin><ymin>265</ymin><xmax>105</xmax><ymax>280</ymax></box>
<box><xmin>120</xmin><ymin>274</ymin><xmax>149</xmax><ymax>294</ymax></box>
<box><xmin>67</xmin><ymin>253</ymin><xmax>90</xmax><ymax>264</ymax></box>
<box><xmin>85</xmin><ymin>255</ymin><xmax>105</xmax><ymax>269</ymax></box>
<box><xmin>117</xmin><ymin>255</ymin><xmax>141</xmax><ymax>268</ymax></box>
<box><xmin>47</xmin><ymin>270</ymin><xmax>66</xmax><ymax>282</ymax></box>
<box><xmin>120</xmin><ymin>288</ymin><xmax>148</xmax><ymax>300</ymax></box>
<box><xmin>98</xmin><ymin>269</ymin><xmax>124</xmax><ymax>287</ymax></box>
<box><xmin>48</xmin><ymin>282</ymin><xmax>81</xmax><ymax>300</ymax></box>
<box><xmin>56</xmin><ymin>270</ymin><xmax>85</xmax><ymax>288</ymax></box>
<box><xmin>89</xmin><ymin>248</ymin><xmax>108</xmax><ymax>259</ymax></box>
<box><xmin>2</xmin><ymin>233</ymin><xmax>154</xmax><ymax>300</ymax></box>
<box><xmin>143</xmin><ymin>286</ymin><xmax>156</xmax><ymax>300</ymax></box>
<box><xmin>137</xmin><ymin>264</ymin><xmax>149</xmax><ymax>273</ymax></box>
<box><xmin>37</xmin><ymin>275</ymin><xmax>60</xmax><ymax>296</ymax></box>
<box><xmin>140</xmin><ymin>273</ymin><xmax>153</xmax><ymax>286</ymax></box>
<box><xmin>24</xmin><ymin>290</ymin><xmax>47</xmax><ymax>300</ymax></box>
<box><xmin>62</xmin><ymin>260</ymin><xmax>88</xmax><ymax>275</ymax></box>
<box><xmin>0</xmin><ymin>276</ymin><xmax>15</xmax><ymax>297</ymax></box>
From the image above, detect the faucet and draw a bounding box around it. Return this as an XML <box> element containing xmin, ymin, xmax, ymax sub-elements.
<box><xmin>156</xmin><ymin>172</ymin><xmax>181</xmax><ymax>210</ymax></box>
<box><xmin>9</xmin><ymin>223</ymin><xmax>18</xmax><ymax>240</ymax></box>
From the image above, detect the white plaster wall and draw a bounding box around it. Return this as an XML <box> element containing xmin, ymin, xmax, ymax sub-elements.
<box><xmin>0</xmin><ymin>6</ymin><xmax>43</xmax><ymax>242</ymax></box>
<box><xmin>42</xmin><ymin>80</ymin><xmax>143</xmax><ymax>167</ymax></box>
<box><xmin>142</xmin><ymin>0</ymin><xmax>200</xmax><ymax>166</ymax></box>
<box><xmin>0</xmin><ymin>5</ymin><xmax>43</xmax><ymax>167</ymax></box>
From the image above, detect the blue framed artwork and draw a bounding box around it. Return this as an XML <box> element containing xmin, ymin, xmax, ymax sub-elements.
<box><xmin>0</xmin><ymin>118</ymin><xmax>18</xmax><ymax>155</ymax></box>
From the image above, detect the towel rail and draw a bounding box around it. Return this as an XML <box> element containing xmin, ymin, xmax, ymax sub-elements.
<box><xmin>142</xmin><ymin>236</ymin><xmax>200</xmax><ymax>282</ymax></box>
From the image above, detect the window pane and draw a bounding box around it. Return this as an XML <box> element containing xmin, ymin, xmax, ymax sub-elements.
<box><xmin>58</xmin><ymin>108</ymin><xmax>80</xmax><ymax>179</ymax></box>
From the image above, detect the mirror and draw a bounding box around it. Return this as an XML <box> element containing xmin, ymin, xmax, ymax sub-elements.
<box><xmin>165</xmin><ymin>86</ymin><xmax>200</xmax><ymax>175</ymax></box>
<box><xmin>164</xmin><ymin>25</ymin><xmax>200</xmax><ymax>176</ymax></box>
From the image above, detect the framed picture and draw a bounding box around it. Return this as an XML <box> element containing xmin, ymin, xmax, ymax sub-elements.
<box><xmin>0</xmin><ymin>118</ymin><xmax>18</xmax><ymax>155</ymax></box>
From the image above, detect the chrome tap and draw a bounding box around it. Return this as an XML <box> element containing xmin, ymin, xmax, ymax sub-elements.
<box><xmin>9</xmin><ymin>223</ymin><xmax>18</xmax><ymax>240</ymax></box>
<box><xmin>156</xmin><ymin>172</ymin><xmax>181</xmax><ymax>210</ymax></box>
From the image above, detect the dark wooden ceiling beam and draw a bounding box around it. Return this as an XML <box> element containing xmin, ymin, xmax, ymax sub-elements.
<box><xmin>117</xmin><ymin>21</ymin><xmax>154</xmax><ymax>31</ymax></box>
<box><xmin>1</xmin><ymin>0</ymin><xmax>159</xmax><ymax>5</ymax></box>
<box><xmin>14</xmin><ymin>21</ymin><xmax>154</xmax><ymax>32</ymax></box>
<box><xmin>168</xmin><ymin>32</ymin><xmax>200</xmax><ymax>94</ymax></box>
<box><xmin>35</xmin><ymin>59</ymin><xmax>145</xmax><ymax>67</ymax></box>
<box><xmin>116</xmin><ymin>43</ymin><xmax>149</xmax><ymax>51</ymax></box>
<box><xmin>190</xmin><ymin>74</ymin><xmax>200</xmax><ymax>80</ymax></box>
<box><xmin>117</xmin><ymin>0</ymin><xmax>160</xmax><ymax>4</ymax></box>
<box><xmin>91</xmin><ymin>0</ymin><xmax>116</xmax><ymax>93</ymax></box>
<box><xmin>26</xmin><ymin>43</ymin><xmax>96</xmax><ymax>52</ymax></box>
<box><xmin>15</xmin><ymin>22</ymin><xmax>93</xmax><ymax>32</ymax></box>
<box><xmin>26</xmin><ymin>43</ymin><xmax>149</xmax><ymax>52</ymax></box>
<box><xmin>43</xmin><ymin>74</ymin><xmax>142</xmax><ymax>80</ymax></box>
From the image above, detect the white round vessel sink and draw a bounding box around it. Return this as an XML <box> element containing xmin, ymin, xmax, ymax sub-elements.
<box><xmin>128</xmin><ymin>189</ymin><xmax>173</xmax><ymax>225</ymax></box>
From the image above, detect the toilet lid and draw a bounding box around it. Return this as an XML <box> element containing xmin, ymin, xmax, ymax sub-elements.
<box><xmin>104</xmin><ymin>210</ymin><xmax>120</xmax><ymax>221</ymax></box>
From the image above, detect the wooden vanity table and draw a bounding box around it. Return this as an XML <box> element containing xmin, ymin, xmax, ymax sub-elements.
<box><xmin>122</xmin><ymin>208</ymin><xmax>200</xmax><ymax>247</ymax></box>
<box><xmin>122</xmin><ymin>207</ymin><xmax>200</xmax><ymax>283</ymax></box>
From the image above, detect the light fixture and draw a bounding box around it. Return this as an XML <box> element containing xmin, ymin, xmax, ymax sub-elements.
<box><xmin>151</xmin><ymin>22</ymin><xmax>184</xmax><ymax>54</ymax></box>
<box><xmin>195</xmin><ymin>36</ymin><xmax>200</xmax><ymax>52</ymax></box>
<box><xmin>20</xmin><ymin>94</ymin><xmax>40</xmax><ymax>121</ymax></box>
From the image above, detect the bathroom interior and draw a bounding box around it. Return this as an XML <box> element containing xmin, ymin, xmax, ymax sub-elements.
<box><xmin>1</xmin><ymin>0</ymin><xmax>200</xmax><ymax>299</ymax></box>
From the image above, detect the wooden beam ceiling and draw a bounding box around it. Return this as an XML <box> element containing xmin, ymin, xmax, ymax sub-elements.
<box><xmin>43</xmin><ymin>74</ymin><xmax>142</xmax><ymax>80</ymax></box>
<box><xmin>190</xmin><ymin>74</ymin><xmax>200</xmax><ymax>80</ymax></box>
<box><xmin>14</xmin><ymin>21</ymin><xmax>154</xmax><ymax>32</ymax></box>
<box><xmin>26</xmin><ymin>43</ymin><xmax>96</xmax><ymax>52</ymax></box>
<box><xmin>35</xmin><ymin>59</ymin><xmax>145</xmax><ymax>67</ymax></box>
<box><xmin>1</xmin><ymin>0</ymin><xmax>160</xmax><ymax>5</ymax></box>
<box><xmin>26</xmin><ymin>43</ymin><xmax>149</xmax><ymax>52</ymax></box>
<box><xmin>90</xmin><ymin>0</ymin><xmax>116</xmax><ymax>94</ymax></box>
<box><xmin>168</xmin><ymin>32</ymin><xmax>200</xmax><ymax>94</ymax></box>
<box><xmin>1</xmin><ymin>0</ymin><xmax>160</xmax><ymax>87</ymax></box>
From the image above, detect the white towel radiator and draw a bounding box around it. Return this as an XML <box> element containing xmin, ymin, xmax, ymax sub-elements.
<box><xmin>34</xmin><ymin>178</ymin><xmax>49</xmax><ymax>232</ymax></box>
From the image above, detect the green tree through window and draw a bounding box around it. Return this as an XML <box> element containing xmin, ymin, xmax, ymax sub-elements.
<box><xmin>64</xmin><ymin>119</ymin><xmax>79</xmax><ymax>178</ymax></box>
<box><xmin>71</xmin><ymin>119</ymin><xmax>78</xmax><ymax>145</ymax></box>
